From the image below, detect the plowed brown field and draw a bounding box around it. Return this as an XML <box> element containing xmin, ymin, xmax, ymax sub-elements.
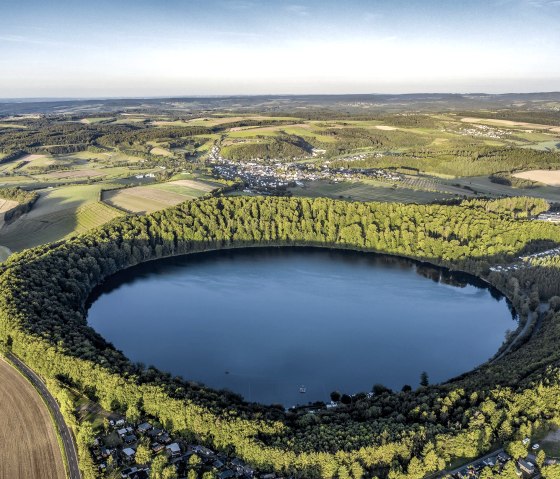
<box><xmin>0</xmin><ymin>358</ymin><xmax>65</xmax><ymax>479</ymax></box>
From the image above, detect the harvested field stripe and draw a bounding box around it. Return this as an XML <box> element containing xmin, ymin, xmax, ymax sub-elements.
<box><xmin>0</xmin><ymin>356</ymin><xmax>66</xmax><ymax>479</ymax></box>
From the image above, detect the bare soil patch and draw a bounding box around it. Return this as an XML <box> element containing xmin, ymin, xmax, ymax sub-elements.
<box><xmin>0</xmin><ymin>358</ymin><xmax>65</xmax><ymax>479</ymax></box>
<box><xmin>0</xmin><ymin>198</ymin><xmax>18</xmax><ymax>214</ymax></box>
<box><xmin>513</xmin><ymin>170</ymin><xmax>560</xmax><ymax>186</ymax></box>
<box><xmin>375</xmin><ymin>125</ymin><xmax>398</xmax><ymax>131</ymax></box>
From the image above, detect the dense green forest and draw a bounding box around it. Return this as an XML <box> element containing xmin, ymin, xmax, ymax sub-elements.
<box><xmin>320</xmin><ymin>128</ymin><xmax>433</xmax><ymax>157</ymax></box>
<box><xmin>221</xmin><ymin>134</ymin><xmax>313</xmax><ymax>160</ymax></box>
<box><xmin>0</xmin><ymin>186</ymin><xmax>38</xmax><ymax>205</ymax></box>
<box><xmin>2</xmin><ymin>196</ymin><xmax>560</xmax><ymax>478</ymax></box>
<box><xmin>333</xmin><ymin>146</ymin><xmax>560</xmax><ymax>177</ymax></box>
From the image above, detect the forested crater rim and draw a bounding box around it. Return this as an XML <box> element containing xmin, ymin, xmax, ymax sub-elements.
<box><xmin>2</xmin><ymin>196</ymin><xmax>558</xmax><ymax>477</ymax></box>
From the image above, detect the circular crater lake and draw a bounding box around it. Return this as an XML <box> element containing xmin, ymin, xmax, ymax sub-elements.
<box><xmin>87</xmin><ymin>248</ymin><xmax>516</xmax><ymax>406</ymax></box>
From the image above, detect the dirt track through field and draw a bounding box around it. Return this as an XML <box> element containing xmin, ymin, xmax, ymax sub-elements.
<box><xmin>0</xmin><ymin>358</ymin><xmax>66</xmax><ymax>479</ymax></box>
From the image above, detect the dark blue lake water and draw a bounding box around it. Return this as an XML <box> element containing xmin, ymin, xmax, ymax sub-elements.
<box><xmin>87</xmin><ymin>248</ymin><xmax>516</xmax><ymax>406</ymax></box>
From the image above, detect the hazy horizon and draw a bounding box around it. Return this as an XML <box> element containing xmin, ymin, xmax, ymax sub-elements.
<box><xmin>0</xmin><ymin>89</ymin><xmax>560</xmax><ymax>102</ymax></box>
<box><xmin>1</xmin><ymin>0</ymin><xmax>559</xmax><ymax>97</ymax></box>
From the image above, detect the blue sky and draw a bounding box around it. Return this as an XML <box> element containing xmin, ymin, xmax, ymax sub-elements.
<box><xmin>0</xmin><ymin>0</ymin><xmax>559</xmax><ymax>97</ymax></box>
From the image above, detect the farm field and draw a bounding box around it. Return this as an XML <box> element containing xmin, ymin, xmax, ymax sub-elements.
<box><xmin>461</xmin><ymin>117</ymin><xmax>560</xmax><ymax>133</ymax></box>
<box><xmin>0</xmin><ymin>198</ymin><xmax>18</xmax><ymax>215</ymax></box>
<box><xmin>42</xmin><ymin>168</ymin><xmax>106</xmax><ymax>180</ymax></box>
<box><xmin>443</xmin><ymin>175</ymin><xmax>560</xmax><ymax>203</ymax></box>
<box><xmin>0</xmin><ymin>358</ymin><xmax>65</xmax><ymax>479</ymax></box>
<box><xmin>0</xmin><ymin>184</ymin><xmax>123</xmax><ymax>251</ymax></box>
<box><xmin>289</xmin><ymin>180</ymin><xmax>457</xmax><ymax>203</ymax></box>
<box><xmin>1</xmin><ymin>109</ymin><xmax>560</xmax><ymax>256</ymax></box>
<box><xmin>102</xmin><ymin>178</ymin><xmax>218</xmax><ymax>214</ymax></box>
<box><xmin>513</xmin><ymin>169</ymin><xmax>560</xmax><ymax>186</ymax></box>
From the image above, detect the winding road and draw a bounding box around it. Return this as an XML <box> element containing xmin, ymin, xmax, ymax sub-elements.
<box><xmin>7</xmin><ymin>353</ymin><xmax>81</xmax><ymax>479</ymax></box>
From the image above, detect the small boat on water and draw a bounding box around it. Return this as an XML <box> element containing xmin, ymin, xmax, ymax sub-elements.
<box><xmin>299</xmin><ymin>385</ymin><xmax>307</xmax><ymax>393</ymax></box>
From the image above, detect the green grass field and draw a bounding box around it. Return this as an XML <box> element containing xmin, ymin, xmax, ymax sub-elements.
<box><xmin>102</xmin><ymin>178</ymin><xmax>218</xmax><ymax>214</ymax></box>
<box><xmin>1</xmin><ymin>111</ymin><xmax>559</xmax><ymax>256</ymax></box>
<box><xmin>0</xmin><ymin>184</ymin><xmax>123</xmax><ymax>251</ymax></box>
<box><xmin>289</xmin><ymin>180</ymin><xmax>457</xmax><ymax>203</ymax></box>
<box><xmin>442</xmin><ymin>175</ymin><xmax>560</xmax><ymax>203</ymax></box>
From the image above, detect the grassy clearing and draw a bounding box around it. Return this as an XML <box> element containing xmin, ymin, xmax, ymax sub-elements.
<box><xmin>0</xmin><ymin>358</ymin><xmax>65</xmax><ymax>479</ymax></box>
<box><xmin>80</xmin><ymin>117</ymin><xmax>113</xmax><ymax>124</ymax></box>
<box><xmin>0</xmin><ymin>123</ymin><xmax>28</xmax><ymax>129</ymax></box>
<box><xmin>0</xmin><ymin>154</ymin><xmax>52</xmax><ymax>174</ymax></box>
<box><xmin>150</xmin><ymin>146</ymin><xmax>174</xmax><ymax>157</ymax></box>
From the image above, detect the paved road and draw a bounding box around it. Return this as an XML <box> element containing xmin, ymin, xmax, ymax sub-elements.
<box><xmin>8</xmin><ymin>353</ymin><xmax>81</xmax><ymax>479</ymax></box>
<box><xmin>493</xmin><ymin>302</ymin><xmax>550</xmax><ymax>363</ymax></box>
<box><xmin>442</xmin><ymin>448</ymin><xmax>505</xmax><ymax>477</ymax></box>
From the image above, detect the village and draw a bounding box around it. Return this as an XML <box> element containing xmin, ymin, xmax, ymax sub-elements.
<box><xmin>207</xmin><ymin>145</ymin><xmax>403</xmax><ymax>193</ymax></box>
<box><xmin>444</xmin><ymin>446</ymin><xmax>557</xmax><ymax>479</ymax></box>
<box><xmin>89</xmin><ymin>412</ymin><xmax>560</xmax><ymax>479</ymax></box>
<box><xmin>445</xmin><ymin>124</ymin><xmax>508</xmax><ymax>140</ymax></box>
<box><xmin>444</xmin><ymin>438</ymin><xmax>560</xmax><ymax>479</ymax></box>
<box><xmin>90</xmin><ymin>415</ymin><xmax>279</xmax><ymax>479</ymax></box>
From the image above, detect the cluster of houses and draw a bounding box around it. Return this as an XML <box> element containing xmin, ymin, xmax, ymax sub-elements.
<box><xmin>446</xmin><ymin>124</ymin><xmax>507</xmax><ymax>140</ymax></box>
<box><xmin>91</xmin><ymin>417</ymin><xmax>280</xmax><ymax>479</ymax></box>
<box><xmin>452</xmin><ymin>451</ymin><xmax>512</xmax><ymax>478</ymax></box>
<box><xmin>450</xmin><ymin>445</ymin><xmax>557</xmax><ymax>479</ymax></box>
<box><xmin>489</xmin><ymin>246</ymin><xmax>560</xmax><ymax>273</ymax></box>
<box><xmin>134</xmin><ymin>173</ymin><xmax>157</xmax><ymax>179</ymax></box>
<box><xmin>521</xmin><ymin>246</ymin><xmax>560</xmax><ymax>264</ymax></box>
<box><xmin>536</xmin><ymin>211</ymin><xmax>560</xmax><ymax>223</ymax></box>
<box><xmin>324</xmin><ymin>152</ymin><xmax>385</xmax><ymax>163</ymax></box>
<box><xmin>208</xmin><ymin>145</ymin><xmax>403</xmax><ymax>193</ymax></box>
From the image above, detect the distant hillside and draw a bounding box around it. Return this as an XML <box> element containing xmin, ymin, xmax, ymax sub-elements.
<box><xmin>1</xmin><ymin>92</ymin><xmax>560</xmax><ymax>116</ymax></box>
